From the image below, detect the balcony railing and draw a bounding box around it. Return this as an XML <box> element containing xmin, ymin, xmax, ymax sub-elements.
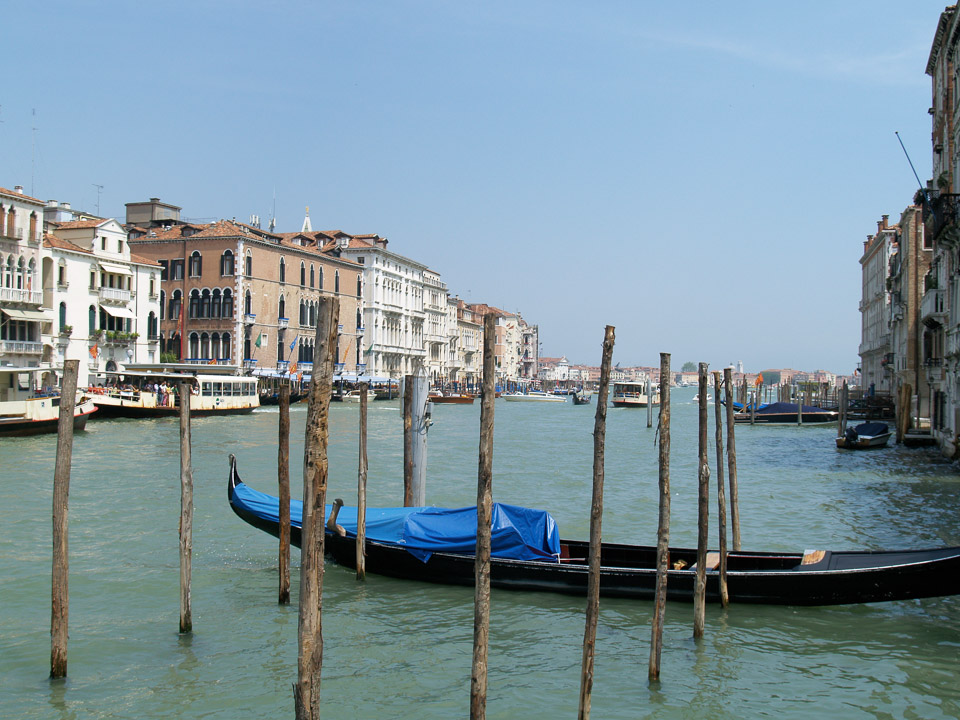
<box><xmin>0</xmin><ymin>287</ymin><xmax>43</xmax><ymax>305</ymax></box>
<box><xmin>278</xmin><ymin>317</ymin><xmax>289</xmax><ymax>329</ymax></box>
<box><xmin>243</xmin><ymin>313</ymin><xmax>256</xmax><ymax>325</ymax></box>
<box><xmin>99</xmin><ymin>287</ymin><xmax>131</xmax><ymax>303</ymax></box>
<box><xmin>921</xmin><ymin>288</ymin><xmax>946</xmax><ymax>326</ymax></box>
<box><xmin>1</xmin><ymin>340</ymin><xmax>42</xmax><ymax>354</ymax></box>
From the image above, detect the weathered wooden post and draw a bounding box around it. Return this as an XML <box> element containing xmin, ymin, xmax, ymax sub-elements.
<box><xmin>51</xmin><ymin>359</ymin><xmax>79</xmax><ymax>679</ymax></box>
<box><xmin>402</xmin><ymin>375</ymin><xmax>414</xmax><ymax>506</ymax></box>
<box><xmin>750</xmin><ymin>382</ymin><xmax>757</xmax><ymax>425</ymax></box>
<box><xmin>723</xmin><ymin>368</ymin><xmax>741</xmax><ymax>551</ymax></box>
<box><xmin>693</xmin><ymin>363</ymin><xmax>710</xmax><ymax>639</ymax></box>
<box><xmin>295</xmin><ymin>296</ymin><xmax>339</xmax><ymax>720</ymax></box>
<box><xmin>712</xmin><ymin>371</ymin><xmax>728</xmax><ymax>607</ymax></box>
<box><xmin>357</xmin><ymin>381</ymin><xmax>368</xmax><ymax>580</ymax></box>
<box><xmin>838</xmin><ymin>381</ymin><xmax>848</xmax><ymax>440</ymax></box>
<box><xmin>648</xmin><ymin>352</ymin><xmax>671</xmax><ymax>682</ymax></box>
<box><xmin>797</xmin><ymin>385</ymin><xmax>803</xmax><ymax>425</ymax></box>
<box><xmin>410</xmin><ymin>369</ymin><xmax>430</xmax><ymax>506</ymax></box>
<box><xmin>578</xmin><ymin>325</ymin><xmax>615</xmax><ymax>720</ymax></box>
<box><xmin>179</xmin><ymin>379</ymin><xmax>193</xmax><ymax>634</ymax></box>
<box><xmin>645</xmin><ymin>376</ymin><xmax>653</xmax><ymax>428</ymax></box>
<box><xmin>278</xmin><ymin>384</ymin><xmax>291</xmax><ymax>604</ymax></box>
<box><xmin>471</xmin><ymin>313</ymin><xmax>497</xmax><ymax>720</ymax></box>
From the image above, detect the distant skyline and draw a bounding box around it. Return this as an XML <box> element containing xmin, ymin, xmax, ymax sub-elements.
<box><xmin>2</xmin><ymin>1</ymin><xmax>949</xmax><ymax>372</ymax></box>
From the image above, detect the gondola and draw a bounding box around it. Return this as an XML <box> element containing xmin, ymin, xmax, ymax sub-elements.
<box><xmin>227</xmin><ymin>456</ymin><xmax>960</xmax><ymax>606</ymax></box>
<box><xmin>836</xmin><ymin>422</ymin><xmax>892</xmax><ymax>449</ymax></box>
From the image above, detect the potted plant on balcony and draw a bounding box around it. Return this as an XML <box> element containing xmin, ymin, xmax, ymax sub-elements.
<box><xmin>60</xmin><ymin>325</ymin><xmax>73</xmax><ymax>337</ymax></box>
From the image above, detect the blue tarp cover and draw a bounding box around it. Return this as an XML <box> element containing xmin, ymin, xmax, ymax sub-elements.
<box><xmin>854</xmin><ymin>422</ymin><xmax>889</xmax><ymax>437</ymax></box>
<box><xmin>232</xmin><ymin>482</ymin><xmax>560</xmax><ymax>563</ymax></box>
<box><xmin>757</xmin><ymin>401</ymin><xmax>830</xmax><ymax>414</ymax></box>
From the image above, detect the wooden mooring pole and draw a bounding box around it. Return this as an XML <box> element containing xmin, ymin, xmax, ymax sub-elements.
<box><xmin>645</xmin><ymin>376</ymin><xmax>653</xmax><ymax>428</ymax></box>
<box><xmin>693</xmin><ymin>363</ymin><xmax>710</xmax><ymax>639</ymax></box>
<box><xmin>403</xmin><ymin>375</ymin><xmax>414</xmax><ymax>507</ymax></box>
<box><xmin>357</xmin><ymin>381</ymin><xmax>369</xmax><ymax>581</ymax></box>
<box><xmin>648</xmin><ymin>352</ymin><xmax>671</xmax><ymax>682</ymax></box>
<box><xmin>179</xmin><ymin>379</ymin><xmax>193</xmax><ymax>634</ymax></box>
<box><xmin>471</xmin><ymin>313</ymin><xmax>497</xmax><ymax>720</ymax></box>
<box><xmin>278</xmin><ymin>384</ymin><xmax>291</xmax><ymax>604</ymax></box>
<box><xmin>712</xmin><ymin>371</ymin><xmax>729</xmax><ymax>606</ymax></box>
<box><xmin>723</xmin><ymin>368</ymin><xmax>741</xmax><ymax>551</ymax></box>
<box><xmin>51</xmin><ymin>359</ymin><xmax>79</xmax><ymax>679</ymax></box>
<box><xmin>295</xmin><ymin>296</ymin><xmax>338</xmax><ymax>720</ymax></box>
<box><xmin>578</xmin><ymin>325</ymin><xmax>615</xmax><ymax>720</ymax></box>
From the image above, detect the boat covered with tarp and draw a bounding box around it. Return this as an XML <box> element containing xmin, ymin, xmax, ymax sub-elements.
<box><xmin>227</xmin><ymin>456</ymin><xmax>960</xmax><ymax>606</ymax></box>
<box><xmin>837</xmin><ymin>421</ymin><xmax>892</xmax><ymax>449</ymax></box>
<box><xmin>734</xmin><ymin>401</ymin><xmax>838</xmax><ymax>424</ymax></box>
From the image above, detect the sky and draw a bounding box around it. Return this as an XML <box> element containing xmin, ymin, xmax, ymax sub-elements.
<box><xmin>1</xmin><ymin>1</ymin><xmax>950</xmax><ymax>373</ymax></box>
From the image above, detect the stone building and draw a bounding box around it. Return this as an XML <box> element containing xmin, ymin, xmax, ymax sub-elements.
<box><xmin>0</xmin><ymin>186</ymin><xmax>46</xmax><ymax>370</ymax></box>
<box><xmin>858</xmin><ymin>216</ymin><xmax>896</xmax><ymax>395</ymax></box>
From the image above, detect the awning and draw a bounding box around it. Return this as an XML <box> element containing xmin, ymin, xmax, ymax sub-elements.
<box><xmin>101</xmin><ymin>305</ymin><xmax>137</xmax><ymax>319</ymax></box>
<box><xmin>1</xmin><ymin>308</ymin><xmax>51</xmax><ymax>322</ymax></box>
<box><xmin>99</xmin><ymin>262</ymin><xmax>132</xmax><ymax>275</ymax></box>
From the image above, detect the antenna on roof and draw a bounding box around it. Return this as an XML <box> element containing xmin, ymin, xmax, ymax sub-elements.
<box><xmin>92</xmin><ymin>183</ymin><xmax>103</xmax><ymax>216</ymax></box>
<box><xmin>895</xmin><ymin>131</ymin><xmax>933</xmax><ymax>215</ymax></box>
<box><xmin>268</xmin><ymin>188</ymin><xmax>276</xmax><ymax>233</ymax></box>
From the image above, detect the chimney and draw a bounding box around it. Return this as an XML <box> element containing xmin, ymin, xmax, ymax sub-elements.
<box><xmin>14</xmin><ymin>185</ymin><xmax>23</xmax><ymax>194</ymax></box>
<box><xmin>882</xmin><ymin>214</ymin><xmax>889</xmax><ymax>229</ymax></box>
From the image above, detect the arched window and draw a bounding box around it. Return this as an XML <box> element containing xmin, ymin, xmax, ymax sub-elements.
<box><xmin>221</xmin><ymin>250</ymin><xmax>235</xmax><ymax>276</ymax></box>
<box><xmin>245</xmin><ymin>252</ymin><xmax>252</xmax><ymax>277</ymax></box>
<box><xmin>356</xmin><ymin>308</ymin><xmax>362</xmax><ymax>328</ymax></box>
<box><xmin>189</xmin><ymin>332</ymin><xmax>200</xmax><ymax>359</ymax></box>
<box><xmin>211</xmin><ymin>333</ymin><xmax>221</xmax><ymax>360</ymax></box>
<box><xmin>170</xmin><ymin>289</ymin><xmax>182</xmax><ymax>320</ymax></box>
<box><xmin>148</xmin><ymin>312</ymin><xmax>158</xmax><ymax>339</ymax></box>
<box><xmin>222</xmin><ymin>289</ymin><xmax>233</xmax><ymax>318</ymax></box>
<box><xmin>4</xmin><ymin>256</ymin><xmax>13</xmax><ymax>288</ymax></box>
<box><xmin>278</xmin><ymin>295</ymin><xmax>285</xmax><ymax>320</ymax></box>
<box><xmin>309</xmin><ymin>301</ymin><xmax>316</xmax><ymax>327</ymax></box>
<box><xmin>189</xmin><ymin>289</ymin><xmax>200</xmax><ymax>319</ymax></box>
<box><xmin>200</xmin><ymin>332</ymin><xmax>210</xmax><ymax>359</ymax></box>
<box><xmin>221</xmin><ymin>332</ymin><xmax>231</xmax><ymax>360</ymax></box>
<box><xmin>243</xmin><ymin>335</ymin><xmax>251</xmax><ymax>361</ymax></box>
<box><xmin>318</xmin><ymin>267</ymin><xmax>323</xmax><ymax>290</ymax></box>
<box><xmin>300</xmin><ymin>262</ymin><xmax>306</xmax><ymax>286</ymax></box>
<box><xmin>244</xmin><ymin>290</ymin><xmax>252</xmax><ymax>316</ymax></box>
<box><xmin>335</xmin><ymin>270</ymin><xmax>340</xmax><ymax>294</ymax></box>
<box><xmin>357</xmin><ymin>275</ymin><xmax>362</xmax><ymax>297</ymax></box>
<box><xmin>310</xmin><ymin>265</ymin><xmax>315</xmax><ymax>288</ymax></box>
<box><xmin>279</xmin><ymin>257</ymin><xmax>286</xmax><ymax>283</ymax></box>
<box><xmin>16</xmin><ymin>256</ymin><xmax>25</xmax><ymax>289</ymax></box>
<box><xmin>159</xmin><ymin>290</ymin><xmax>166</xmax><ymax>320</ymax></box>
<box><xmin>299</xmin><ymin>299</ymin><xmax>306</xmax><ymax>326</ymax></box>
<box><xmin>189</xmin><ymin>251</ymin><xmax>202</xmax><ymax>277</ymax></box>
<box><xmin>88</xmin><ymin>305</ymin><xmax>97</xmax><ymax>334</ymax></box>
<box><xmin>200</xmin><ymin>289</ymin><xmax>211</xmax><ymax>318</ymax></box>
<box><xmin>59</xmin><ymin>302</ymin><xmax>67</xmax><ymax>331</ymax></box>
<box><xmin>211</xmin><ymin>289</ymin><xmax>221</xmax><ymax>318</ymax></box>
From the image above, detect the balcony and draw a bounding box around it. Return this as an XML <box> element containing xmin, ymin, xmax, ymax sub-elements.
<box><xmin>278</xmin><ymin>317</ymin><xmax>289</xmax><ymax>329</ymax></box>
<box><xmin>1</xmin><ymin>340</ymin><xmax>42</xmax><ymax>354</ymax></box>
<box><xmin>0</xmin><ymin>287</ymin><xmax>43</xmax><ymax>305</ymax></box>
<box><xmin>926</xmin><ymin>192</ymin><xmax>960</xmax><ymax>243</ymax></box>
<box><xmin>921</xmin><ymin>288</ymin><xmax>947</xmax><ymax>328</ymax></box>
<box><xmin>99</xmin><ymin>287</ymin><xmax>131</xmax><ymax>304</ymax></box>
<box><xmin>243</xmin><ymin>313</ymin><xmax>256</xmax><ymax>325</ymax></box>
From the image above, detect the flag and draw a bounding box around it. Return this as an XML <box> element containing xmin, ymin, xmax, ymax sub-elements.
<box><xmin>208</xmin><ymin>357</ymin><xmax>217</xmax><ymax>365</ymax></box>
<box><xmin>297</xmin><ymin>371</ymin><xmax>303</xmax><ymax>382</ymax></box>
<box><xmin>255</xmin><ymin>332</ymin><xmax>262</xmax><ymax>348</ymax></box>
<box><xmin>289</xmin><ymin>336</ymin><xmax>298</xmax><ymax>351</ymax></box>
<box><xmin>288</xmin><ymin>360</ymin><xmax>297</xmax><ymax>375</ymax></box>
<box><xmin>89</xmin><ymin>343</ymin><xmax>98</xmax><ymax>360</ymax></box>
<box><xmin>755</xmin><ymin>373</ymin><xmax>764</xmax><ymax>386</ymax></box>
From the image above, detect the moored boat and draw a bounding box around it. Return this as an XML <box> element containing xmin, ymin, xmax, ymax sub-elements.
<box><xmin>572</xmin><ymin>390</ymin><xmax>591</xmax><ymax>405</ymax></box>
<box><xmin>734</xmin><ymin>401</ymin><xmax>838</xmax><ymax>424</ymax></box>
<box><xmin>836</xmin><ymin>422</ymin><xmax>892</xmax><ymax>449</ymax></box>
<box><xmin>0</xmin><ymin>366</ymin><xmax>97</xmax><ymax>436</ymax></box>
<box><xmin>503</xmin><ymin>391</ymin><xmax>567</xmax><ymax>403</ymax></box>
<box><xmin>429</xmin><ymin>391</ymin><xmax>475</xmax><ymax>404</ymax></box>
<box><xmin>227</xmin><ymin>457</ymin><xmax>960</xmax><ymax>605</ymax></box>
<box><xmin>341</xmin><ymin>388</ymin><xmax>378</xmax><ymax>403</ymax></box>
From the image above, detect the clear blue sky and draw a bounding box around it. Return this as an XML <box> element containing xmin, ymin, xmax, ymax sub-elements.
<box><xmin>3</xmin><ymin>1</ymin><xmax>948</xmax><ymax>373</ymax></box>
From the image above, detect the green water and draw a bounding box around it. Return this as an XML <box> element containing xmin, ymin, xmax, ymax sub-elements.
<box><xmin>2</xmin><ymin>388</ymin><xmax>959</xmax><ymax>719</ymax></box>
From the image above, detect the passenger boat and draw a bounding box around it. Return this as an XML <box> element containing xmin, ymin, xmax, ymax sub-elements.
<box><xmin>429</xmin><ymin>391</ymin><xmax>475</xmax><ymax>404</ymax></box>
<box><xmin>86</xmin><ymin>363</ymin><xmax>259</xmax><ymax>417</ymax></box>
<box><xmin>341</xmin><ymin>388</ymin><xmax>377</xmax><ymax>403</ymax></box>
<box><xmin>503</xmin><ymin>391</ymin><xmax>567</xmax><ymax>403</ymax></box>
<box><xmin>836</xmin><ymin>422</ymin><xmax>892</xmax><ymax>449</ymax></box>
<box><xmin>0</xmin><ymin>366</ymin><xmax>98</xmax><ymax>436</ymax></box>
<box><xmin>227</xmin><ymin>457</ymin><xmax>960</xmax><ymax>605</ymax></box>
<box><xmin>611</xmin><ymin>381</ymin><xmax>659</xmax><ymax>408</ymax></box>
<box><xmin>734</xmin><ymin>401</ymin><xmax>838</xmax><ymax>424</ymax></box>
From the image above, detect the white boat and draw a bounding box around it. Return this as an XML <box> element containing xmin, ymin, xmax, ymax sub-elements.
<box><xmin>341</xmin><ymin>389</ymin><xmax>378</xmax><ymax>403</ymax></box>
<box><xmin>611</xmin><ymin>381</ymin><xmax>660</xmax><ymax>408</ymax></box>
<box><xmin>503</xmin><ymin>391</ymin><xmax>567</xmax><ymax>403</ymax></box>
<box><xmin>0</xmin><ymin>366</ymin><xmax>98</xmax><ymax>436</ymax></box>
<box><xmin>86</xmin><ymin>363</ymin><xmax>259</xmax><ymax>417</ymax></box>
<box><xmin>836</xmin><ymin>422</ymin><xmax>892</xmax><ymax>449</ymax></box>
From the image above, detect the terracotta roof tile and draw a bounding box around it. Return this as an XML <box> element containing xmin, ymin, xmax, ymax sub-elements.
<box><xmin>44</xmin><ymin>234</ymin><xmax>93</xmax><ymax>254</ymax></box>
<box><xmin>0</xmin><ymin>186</ymin><xmax>44</xmax><ymax>205</ymax></box>
<box><xmin>55</xmin><ymin>219</ymin><xmax>106</xmax><ymax>230</ymax></box>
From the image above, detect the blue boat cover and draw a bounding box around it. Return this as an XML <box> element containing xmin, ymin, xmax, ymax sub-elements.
<box><xmin>854</xmin><ymin>422</ymin><xmax>889</xmax><ymax>437</ymax></box>
<box><xmin>757</xmin><ymin>401</ymin><xmax>830</xmax><ymax>415</ymax></box>
<box><xmin>232</xmin><ymin>481</ymin><xmax>561</xmax><ymax>563</ymax></box>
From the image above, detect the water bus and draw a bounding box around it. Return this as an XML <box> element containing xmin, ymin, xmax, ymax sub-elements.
<box><xmin>0</xmin><ymin>366</ymin><xmax>97</xmax><ymax>436</ymax></box>
<box><xmin>611</xmin><ymin>380</ymin><xmax>659</xmax><ymax>408</ymax></box>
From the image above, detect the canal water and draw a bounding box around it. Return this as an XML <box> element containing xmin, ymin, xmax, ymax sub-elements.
<box><xmin>2</xmin><ymin>387</ymin><xmax>959</xmax><ymax>719</ymax></box>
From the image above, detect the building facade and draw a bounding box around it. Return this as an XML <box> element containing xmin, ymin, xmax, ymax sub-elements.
<box><xmin>0</xmin><ymin>187</ymin><xmax>45</xmax><ymax>372</ymax></box>
<box><xmin>859</xmin><ymin>216</ymin><xmax>896</xmax><ymax>395</ymax></box>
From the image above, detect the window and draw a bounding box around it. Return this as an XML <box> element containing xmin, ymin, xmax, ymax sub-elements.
<box><xmin>278</xmin><ymin>295</ymin><xmax>285</xmax><ymax>320</ymax></box>
<box><xmin>279</xmin><ymin>257</ymin><xmax>286</xmax><ymax>283</ymax></box>
<box><xmin>172</xmin><ymin>259</ymin><xmax>184</xmax><ymax>280</ymax></box>
<box><xmin>244</xmin><ymin>290</ymin><xmax>252</xmax><ymax>316</ymax></box>
<box><xmin>221</xmin><ymin>250</ymin><xmax>235</xmax><ymax>276</ymax></box>
<box><xmin>221</xmin><ymin>332</ymin><xmax>231</xmax><ymax>360</ymax></box>
<box><xmin>300</xmin><ymin>262</ymin><xmax>306</xmax><ymax>286</ymax></box>
<box><xmin>159</xmin><ymin>290</ymin><xmax>166</xmax><ymax>320</ymax></box>
<box><xmin>57</xmin><ymin>262</ymin><xmax>67</xmax><ymax>287</ymax></box>
<box><xmin>189</xmin><ymin>251</ymin><xmax>202</xmax><ymax>277</ymax></box>
<box><xmin>149</xmin><ymin>274</ymin><xmax>156</xmax><ymax>297</ymax></box>
<box><xmin>335</xmin><ymin>270</ymin><xmax>340</xmax><ymax>293</ymax></box>
<box><xmin>148</xmin><ymin>312</ymin><xmax>158</xmax><ymax>339</ymax></box>
<box><xmin>101</xmin><ymin>237</ymin><xmax>106</xmax><ymax>251</ymax></box>
<box><xmin>189</xmin><ymin>289</ymin><xmax>200</xmax><ymax>319</ymax></box>
<box><xmin>310</xmin><ymin>265</ymin><xmax>315</xmax><ymax>288</ymax></box>
<box><xmin>357</xmin><ymin>275</ymin><xmax>362</xmax><ymax>297</ymax></box>
<box><xmin>211</xmin><ymin>333</ymin><xmax>221</xmax><ymax>361</ymax></box>
<box><xmin>222</xmin><ymin>289</ymin><xmax>233</xmax><ymax>317</ymax></box>
<box><xmin>189</xmin><ymin>332</ymin><xmax>200</xmax><ymax>359</ymax></box>
<box><xmin>318</xmin><ymin>267</ymin><xmax>323</xmax><ymax>290</ymax></box>
<box><xmin>159</xmin><ymin>260</ymin><xmax>169</xmax><ymax>280</ymax></box>
<box><xmin>245</xmin><ymin>253</ymin><xmax>252</xmax><ymax>277</ymax></box>
<box><xmin>299</xmin><ymin>299</ymin><xmax>306</xmax><ymax>325</ymax></box>
<box><xmin>118</xmin><ymin>239</ymin><xmax>124</xmax><ymax>254</ymax></box>
<box><xmin>201</xmin><ymin>289</ymin><xmax>211</xmax><ymax>318</ymax></box>
<box><xmin>356</xmin><ymin>308</ymin><xmax>362</xmax><ymax>328</ymax></box>
<box><xmin>200</xmin><ymin>332</ymin><xmax>210</xmax><ymax>359</ymax></box>
<box><xmin>211</xmin><ymin>289</ymin><xmax>222</xmax><ymax>318</ymax></box>
<box><xmin>59</xmin><ymin>303</ymin><xmax>67</xmax><ymax>331</ymax></box>
<box><xmin>88</xmin><ymin>305</ymin><xmax>97</xmax><ymax>334</ymax></box>
<box><xmin>169</xmin><ymin>289</ymin><xmax>182</xmax><ymax>320</ymax></box>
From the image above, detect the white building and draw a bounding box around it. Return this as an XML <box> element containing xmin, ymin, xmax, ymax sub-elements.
<box><xmin>423</xmin><ymin>269</ymin><xmax>448</xmax><ymax>385</ymax></box>
<box><xmin>858</xmin><ymin>217</ymin><xmax>896</xmax><ymax>395</ymax></box>
<box><xmin>46</xmin><ymin>218</ymin><xmax>161</xmax><ymax>387</ymax></box>
<box><xmin>450</xmin><ymin>297</ymin><xmax>482</xmax><ymax>388</ymax></box>
<box><xmin>340</xmin><ymin>234</ymin><xmax>427</xmax><ymax>378</ymax></box>
<box><xmin>0</xmin><ymin>186</ymin><xmax>48</xmax><ymax>376</ymax></box>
